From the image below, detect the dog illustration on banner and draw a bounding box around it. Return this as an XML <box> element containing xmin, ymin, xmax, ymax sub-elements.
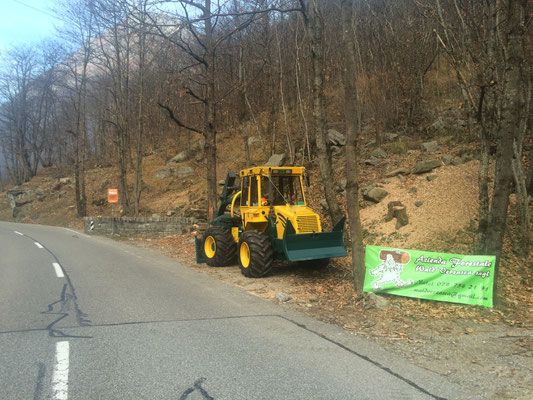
<box><xmin>369</xmin><ymin>250</ymin><xmax>413</xmax><ymax>290</ymax></box>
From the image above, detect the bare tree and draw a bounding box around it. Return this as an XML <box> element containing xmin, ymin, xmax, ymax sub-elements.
<box><xmin>55</xmin><ymin>0</ymin><xmax>96</xmax><ymax>216</ymax></box>
<box><xmin>435</xmin><ymin>0</ymin><xmax>531</xmax><ymax>266</ymax></box>
<box><xmin>341</xmin><ymin>0</ymin><xmax>364</xmax><ymax>292</ymax></box>
<box><xmin>0</xmin><ymin>46</ymin><xmax>38</xmax><ymax>184</ymax></box>
<box><xmin>299</xmin><ymin>0</ymin><xmax>342</xmax><ymax>226</ymax></box>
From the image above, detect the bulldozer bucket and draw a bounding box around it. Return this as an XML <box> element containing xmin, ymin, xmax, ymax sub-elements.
<box><xmin>282</xmin><ymin>217</ymin><xmax>348</xmax><ymax>261</ymax></box>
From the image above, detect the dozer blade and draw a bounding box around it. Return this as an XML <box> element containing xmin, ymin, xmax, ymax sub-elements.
<box><xmin>282</xmin><ymin>217</ymin><xmax>348</xmax><ymax>262</ymax></box>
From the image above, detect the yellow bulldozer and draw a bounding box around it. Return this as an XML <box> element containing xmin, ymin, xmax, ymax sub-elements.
<box><xmin>195</xmin><ymin>166</ymin><xmax>347</xmax><ymax>277</ymax></box>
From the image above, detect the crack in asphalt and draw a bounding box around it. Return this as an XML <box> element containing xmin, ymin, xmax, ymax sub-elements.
<box><xmin>179</xmin><ymin>378</ymin><xmax>214</xmax><ymax>400</ymax></box>
<box><xmin>9</xmin><ymin>230</ymin><xmax>92</xmax><ymax>338</ymax></box>
<box><xmin>41</xmin><ymin>283</ymin><xmax>92</xmax><ymax>339</ymax></box>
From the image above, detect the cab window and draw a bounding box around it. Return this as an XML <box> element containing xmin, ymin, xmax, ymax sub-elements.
<box><xmin>241</xmin><ymin>176</ymin><xmax>249</xmax><ymax>206</ymax></box>
<box><xmin>271</xmin><ymin>175</ymin><xmax>304</xmax><ymax>205</ymax></box>
<box><xmin>250</xmin><ymin>176</ymin><xmax>259</xmax><ymax>206</ymax></box>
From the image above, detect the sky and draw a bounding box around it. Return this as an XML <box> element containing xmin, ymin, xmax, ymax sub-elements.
<box><xmin>0</xmin><ymin>0</ymin><xmax>59</xmax><ymax>52</ymax></box>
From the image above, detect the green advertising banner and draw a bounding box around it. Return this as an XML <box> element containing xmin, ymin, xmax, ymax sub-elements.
<box><xmin>363</xmin><ymin>245</ymin><xmax>495</xmax><ymax>307</ymax></box>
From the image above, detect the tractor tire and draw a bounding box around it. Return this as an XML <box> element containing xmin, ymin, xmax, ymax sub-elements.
<box><xmin>203</xmin><ymin>227</ymin><xmax>237</xmax><ymax>267</ymax></box>
<box><xmin>298</xmin><ymin>258</ymin><xmax>330</xmax><ymax>269</ymax></box>
<box><xmin>238</xmin><ymin>230</ymin><xmax>274</xmax><ymax>278</ymax></box>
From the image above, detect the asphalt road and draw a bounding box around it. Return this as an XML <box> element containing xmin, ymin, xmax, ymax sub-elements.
<box><xmin>0</xmin><ymin>221</ymin><xmax>480</xmax><ymax>400</ymax></box>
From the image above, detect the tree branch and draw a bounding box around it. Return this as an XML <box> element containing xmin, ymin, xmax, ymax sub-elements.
<box><xmin>157</xmin><ymin>103</ymin><xmax>202</xmax><ymax>134</ymax></box>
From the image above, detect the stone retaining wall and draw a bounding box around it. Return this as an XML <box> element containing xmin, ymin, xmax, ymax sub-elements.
<box><xmin>83</xmin><ymin>216</ymin><xmax>197</xmax><ymax>237</ymax></box>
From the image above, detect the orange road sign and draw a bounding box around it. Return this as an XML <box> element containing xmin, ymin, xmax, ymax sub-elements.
<box><xmin>108</xmin><ymin>188</ymin><xmax>118</xmax><ymax>204</ymax></box>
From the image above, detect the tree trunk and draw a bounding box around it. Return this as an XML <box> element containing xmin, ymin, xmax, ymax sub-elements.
<box><xmin>204</xmin><ymin>0</ymin><xmax>218</xmax><ymax>221</ymax></box>
<box><xmin>527</xmin><ymin>144</ymin><xmax>533</xmax><ymax>196</ymax></box>
<box><xmin>527</xmin><ymin>115</ymin><xmax>533</xmax><ymax>196</ymax></box>
<box><xmin>134</xmin><ymin>17</ymin><xmax>146</xmax><ymax>216</ymax></box>
<box><xmin>481</xmin><ymin>0</ymin><xmax>529</xmax><ymax>266</ymax></box>
<box><xmin>305</xmin><ymin>0</ymin><xmax>342</xmax><ymax>225</ymax></box>
<box><xmin>476</xmin><ymin>122</ymin><xmax>491</xmax><ymax>252</ymax></box>
<box><xmin>341</xmin><ymin>0</ymin><xmax>365</xmax><ymax>293</ymax></box>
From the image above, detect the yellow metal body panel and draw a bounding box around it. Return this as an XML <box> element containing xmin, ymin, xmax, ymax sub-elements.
<box><xmin>231</xmin><ymin>227</ymin><xmax>239</xmax><ymax>243</ymax></box>
<box><xmin>239</xmin><ymin>166</ymin><xmax>305</xmax><ymax>178</ymax></box>
<box><xmin>274</xmin><ymin>204</ymin><xmax>322</xmax><ymax>239</ymax></box>
<box><xmin>230</xmin><ymin>191</ymin><xmax>241</xmax><ymax>217</ymax></box>
<box><xmin>236</xmin><ymin>166</ymin><xmax>321</xmax><ymax>239</ymax></box>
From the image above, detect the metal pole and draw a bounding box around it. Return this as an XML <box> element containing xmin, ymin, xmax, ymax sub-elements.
<box><xmin>112</xmin><ymin>204</ymin><xmax>115</xmax><ymax>235</ymax></box>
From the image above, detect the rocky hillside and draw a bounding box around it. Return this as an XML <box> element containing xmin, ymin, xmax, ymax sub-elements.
<box><xmin>0</xmin><ymin>121</ymin><xmax>487</xmax><ymax>255</ymax></box>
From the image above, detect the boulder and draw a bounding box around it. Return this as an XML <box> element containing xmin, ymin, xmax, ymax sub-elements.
<box><xmin>451</xmin><ymin>157</ymin><xmax>464</xmax><ymax>166</ymax></box>
<box><xmin>367</xmin><ymin>292</ymin><xmax>390</xmax><ymax>309</ymax></box>
<box><xmin>153</xmin><ymin>167</ymin><xmax>176</xmax><ymax>179</ymax></box>
<box><xmin>409</xmin><ymin>187</ymin><xmax>417</xmax><ymax>194</ymax></box>
<box><xmin>192</xmin><ymin>137</ymin><xmax>206</xmax><ymax>151</ymax></box>
<box><xmin>385</xmin><ymin>168</ymin><xmax>409</xmax><ymax>178</ymax></box>
<box><xmin>175</xmin><ymin>166</ymin><xmax>194</xmax><ymax>179</ymax></box>
<box><xmin>429</xmin><ymin>116</ymin><xmax>446</xmax><ymax>131</ymax></box>
<box><xmin>427</xmin><ymin>174</ymin><xmax>438</xmax><ymax>182</ymax></box>
<box><xmin>421</xmin><ymin>141</ymin><xmax>439</xmax><ymax>152</ymax></box>
<box><xmin>371</xmin><ymin>147</ymin><xmax>387</xmax><ymax>159</ymax></box>
<box><xmin>248</xmin><ymin>136</ymin><xmax>260</xmax><ymax>146</ymax></box>
<box><xmin>362</xmin><ymin>184</ymin><xmax>376</xmax><ymax>195</ymax></box>
<box><xmin>415</xmin><ymin>201</ymin><xmax>424</xmax><ymax>207</ymax></box>
<box><xmin>364</xmin><ymin>187</ymin><xmax>389</xmax><ymax>203</ymax></box>
<box><xmin>331</xmin><ymin>146</ymin><xmax>343</xmax><ymax>159</ymax></box>
<box><xmin>6</xmin><ymin>189</ymin><xmax>35</xmax><ymax>208</ymax></box>
<box><xmin>327</xmin><ymin>129</ymin><xmax>346</xmax><ymax>146</ymax></box>
<box><xmin>365</xmin><ymin>157</ymin><xmax>380</xmax><ymax>166</ymax></box>
<box><xmin>167</xmin><ymin>150</ymin><xmax>189</xmax><ymax>164</ymax></box>
<box><xmin>413</xmin><ymin>159</ymin><xmax>441</xmax><ymax>174</ymax></box>
<box><xmin>59</xmin><ymin>177</ymin><xmax>72</xmax><ymax>184</ymax></box>
<box><xmin>384</xmin><ymin>132</ymin><xmax>399</xmax><ymax>142</ymax></box>
<box><xmin>265</xmin><ymin>153</ymin><xmax>286</xmax><ymax>167</ymax></box>
<box><xmin>276</xmin><ymin>292</ymin><xmax>292</xmax><ymax>302</ymax></box>
<box><xmin>13</xmin><ymin>206</ymin><xmax>27</xmax><ymax>221</ymax></box>
<box><xmin>338</xmin><ymin>179</ymin><xmax>347</xmax><ymax>191</ymax></box>
<box><xmin>442</xmin><ymin>154</ymin><xmax>454</xmax><ymax>165</ymax></box>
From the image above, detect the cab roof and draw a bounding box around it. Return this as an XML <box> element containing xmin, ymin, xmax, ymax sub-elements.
<box><xmin>239</xmin><ymin>166</ymin><xmax>305</xmax><ymax>177</ymax></box>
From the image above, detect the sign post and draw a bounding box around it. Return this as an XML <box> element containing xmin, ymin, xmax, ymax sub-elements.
<box><xmin>107</xmin><ymin>188</ymin><xmax>118</xmax><ymax>235</ymax></box>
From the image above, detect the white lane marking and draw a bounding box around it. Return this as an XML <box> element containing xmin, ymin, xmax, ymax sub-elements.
<box><xmin>14</xmin><ymin>231</ymin><xmax>23</xmax><ymax>235</ymax></box>
<box><xmin>35</xmin><ymin>242</ymin><xmax>44</xmax><ymax>249</ymax></box>
<box><xmin>52</xmin><ymin>341</ymin><xmax>69</xmax><ymax>400</ymax></box>
<box><xmin>52</xmin><ymin>263</ymin><xmax>65</xmax><ymax>278</ymax></box>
